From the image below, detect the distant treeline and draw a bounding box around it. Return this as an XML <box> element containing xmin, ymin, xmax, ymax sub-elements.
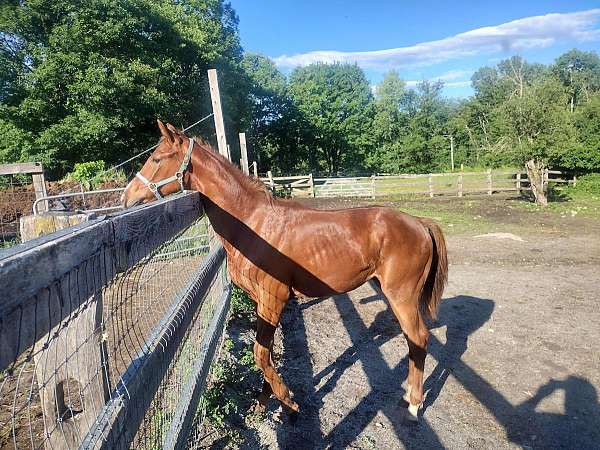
<box><xmin>1</xmin><ymin>1</ymin><xmax>599</xmax><ymax>185</ymax></box>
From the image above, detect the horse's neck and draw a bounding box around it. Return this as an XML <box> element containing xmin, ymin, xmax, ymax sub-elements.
<box><xmin>188</xmin><ymin>146</ymin><xmax>262</xmax><ymax>228</ymax></box>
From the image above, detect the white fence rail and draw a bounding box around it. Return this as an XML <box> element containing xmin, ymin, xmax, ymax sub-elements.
<box><xmin>261</xmin><ymin>169</ymin><xmax>575</xmax><ymax>199</ymax></box>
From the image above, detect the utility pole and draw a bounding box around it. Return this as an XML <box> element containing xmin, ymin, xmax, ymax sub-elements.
<box><xmin>444</xmin><ymin>134</ymin><xmax>455</xmax><ymax>171</ymax></box>
<box><xmin>450</xmin><ymin>134</ymin><xmax>454</xmax><ymax>172</ymax></box>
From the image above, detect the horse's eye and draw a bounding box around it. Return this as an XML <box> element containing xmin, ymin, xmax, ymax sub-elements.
<box><xmin>152</xmin><ymin>157</ymin><xmax>160</xmax><ymax>164</ymax></box>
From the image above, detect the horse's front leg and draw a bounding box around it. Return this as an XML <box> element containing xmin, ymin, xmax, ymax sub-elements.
<box><xmin>253</xmin><ymin>292</ymin><xmax>298</xmax><ymax>415</ymax></box>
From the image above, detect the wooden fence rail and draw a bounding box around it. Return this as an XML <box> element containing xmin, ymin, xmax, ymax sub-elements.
<box><xmin>0</xmin><ymin>192</ymin><xmax>231</xmax><ymax>450</ymax></box>
<box><xmin>260</xmin><ymin>169</ymin><xmax>575</xmax><ymax>199</ymax></box>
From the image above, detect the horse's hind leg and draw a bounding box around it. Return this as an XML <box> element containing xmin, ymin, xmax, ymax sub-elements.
<box><xmin>384</xmin><ymin>286</ymin><xmax>429</xmax><ymax>421</ymax></box>
<box><xmin>254</xmin><ymin>297</ymin><xmax>299</xmax><ymax>414</ymax></box>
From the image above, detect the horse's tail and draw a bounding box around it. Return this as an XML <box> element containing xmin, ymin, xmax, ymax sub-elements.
<box><xmin>418</xmin><ymin>218</ymin><xmax>448</xmax><ymax>321</ymax></box>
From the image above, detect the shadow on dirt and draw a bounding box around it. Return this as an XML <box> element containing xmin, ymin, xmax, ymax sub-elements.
<box><xmin>275</xmin><ymin>289</ymin><xmax>600</xmax><ymax>449</ymax></box>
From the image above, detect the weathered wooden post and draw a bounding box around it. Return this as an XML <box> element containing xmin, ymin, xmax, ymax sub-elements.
<box><xmin>516</xmin><ymin>172</ymin><xmax>522</xmax><ymax>194</ymax></box>
<box><xmin>458</xmin><ymin>171</ymin><xmax>463</xmax><ymax>197</ymax></box>
<box><xmin>0</xmin><ymin>162</ymin><xmax>48</xmax><ymax>213</ymax></box>
<box><xmin>487</xmin><ymin>168</ymin><xmax>492</xmax><ymax>195</ymax></box>
<box><xmin>252</xmin><ymin>161</ymin><xmax>258</xmax><ymax>177</ymax></box>
<box><xmin>428</xmin><ymin>175</ymin><xmax>434</xmax><ymax>198</ymax></box>
<box><xmin>20</xmin><ymin>213</ymin><xmax>109</xmax><ymax>450</ymax></box>
<box><xmin>371</xmin><ymin>175</ymin><xmax>376</xmax><ymax>199</ymax></box>
<box><xmin>267</xmin><ymin>170</ymin><xmax>275</xmax><ymax>193</ymax></box>
<box><xmin>309</xmin><ymin>173</ymin><xmax>315</xmax><ymax>197</ymax></box>
<box><xmin>207</xmin><ymin>69</ymin><xmax>228</xmax><ymax>158</ymax></box>
<box><xmin>239</xmin><ymin>133</ymin><xmax>249</xmax><ymax>175</ymax></box>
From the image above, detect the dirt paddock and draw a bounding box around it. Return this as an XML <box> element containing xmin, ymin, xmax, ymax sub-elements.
<box><xmin>246</xmin><ymin>195</ymin><xmax>600</xmax><ymax>449</ymax></box>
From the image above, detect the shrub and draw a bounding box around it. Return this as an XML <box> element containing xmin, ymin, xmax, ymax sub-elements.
<box><xmin>571</xmin><ymin>173</ymin><xmax>600</xmax><ymax>196</ymax></box>
<box><xmin>231</xmin><ymin>286</ymin><xmax>255</xmax><ymax>316</ymax></box>
<box><xmin>65</xmin><ymin>161</ymin><xmax>105</xmax><ymax>189</ymax></box>
<box><xmin>65</xmin><ymin>160</ymin><xmax>126</xmax><ymax>189</ymax></box>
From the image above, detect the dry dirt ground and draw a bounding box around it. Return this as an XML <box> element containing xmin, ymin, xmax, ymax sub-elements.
<box><xmin>242</xmin><ymin>195</ymin><xmax>600</xmax><ymax>450</ymax></box>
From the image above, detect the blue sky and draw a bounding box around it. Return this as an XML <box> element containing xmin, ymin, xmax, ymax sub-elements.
<box><xmin>228</xmin><ymin>1</ymin><xmax>600</xmax><ymax>97</ymax></box>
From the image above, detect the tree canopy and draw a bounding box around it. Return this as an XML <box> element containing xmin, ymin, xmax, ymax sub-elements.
<box><xmin>0</xmin><ymin>1</ymin><xmax>599</xmax><ymax>184</ymax></box>
<box><xmin>0</xmin><ymin>0</ymin><xmax>247</xmax><ymax>177</ymax></box>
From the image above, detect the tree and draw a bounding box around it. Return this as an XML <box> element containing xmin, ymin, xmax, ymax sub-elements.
<box><xmin>0</xmin><ymin>0</ymin><xmax>247</xmax><ymax>177</ymax></box>
<box><xmin>499</xmin><ymin>77</ymin><xmax>575</xmax><ymax>204</ymax></box>
<box><xmin>289</xmin><ymin>63</ymin><xmax>374</xmax><ymax>175</ymax></box>
<box><xmin>242</xmin><ymin>53</ymin><xmax>308</xmax><ymax>173</ymax></box>
<box><xmin>553</xmin><ymin>49</ymin><xmax>600</xmax><ymax>112</ymax></box>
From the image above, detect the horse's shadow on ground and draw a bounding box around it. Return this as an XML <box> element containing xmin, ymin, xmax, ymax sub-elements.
<box><xmin>274</xmin><ymin>289</ymin><xmax>494</xmax><ymax>449</ymax></box>
<box><xmin>275</xmin><ymin>288</ymin><xmax>600</xmax><ymax>449</ymax></box>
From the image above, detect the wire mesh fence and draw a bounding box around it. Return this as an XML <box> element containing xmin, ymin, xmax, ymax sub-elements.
<box><xmin>0</xmin><ymin>192</ymin><xmax>231</xmax><ymax>450</ymax></box>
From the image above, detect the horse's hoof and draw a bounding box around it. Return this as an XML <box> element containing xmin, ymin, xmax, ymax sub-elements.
<box><xmin>287</xmin><ymin>410</ymin><xmax>300</xmax><ymax>425</ymax></box>
<box><xmin>407</xmin><ymin>403</ymin><xmax>420</xmax><ymax>422</ymax></box>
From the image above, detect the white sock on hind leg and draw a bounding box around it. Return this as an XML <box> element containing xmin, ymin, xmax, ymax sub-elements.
<box><xmin>403</xmin><ymin>385</ymin><xmax>412</xmax><ymax>403</ymax></box>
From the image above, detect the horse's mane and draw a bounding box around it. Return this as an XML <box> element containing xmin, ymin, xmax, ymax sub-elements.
<box><xmin>191</xmin><ymin>135</ymin><xmax>273</xmax><ymax>199</ymax></box>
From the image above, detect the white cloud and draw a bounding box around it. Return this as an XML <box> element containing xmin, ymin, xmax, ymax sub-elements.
<box><xmin>436</xmin><ymin>69</ymin><xmax>474</xmax><ymax>81</ymax></box>
<box><xmin>401</xmin><ymin>70</ymin><xmax>473</xmax><ymax>89</ymax></box>
<box><xmin>274</xmin><ymin>9</ymin><xmax>600</xmax><ymax>69</ymax></box>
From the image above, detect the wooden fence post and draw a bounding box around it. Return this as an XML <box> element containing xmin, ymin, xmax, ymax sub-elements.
<box><xmin>252</xmin><ymin>161</ymin><xmax>258</xmax><ymax>177</ymax></box>
<box><xmin>21</xmin><ymin>214</ymin><xmax>109</xmax><ymax>450</ymax></box>
<box><xmin>207</xmin><ymin>69</ymin><xmax>228</xmax><ymax>158</ymax></box>
<box><xmin>309</xmin><ymin>173</ymin><xmax>315</xmax><ymax>197</ymax></box>
<box><xmin>371</xmin><ymin>175</ymin><xmax>376</xmax><ymax>199</ymax></box>
<box><xmin>458</xmin><ymin>171</ymin><xmax>463</xmax><ymax>197</ymax></box>
<box><xmin>267</xmin><ymin>170</ymin><xmax>274</xmax><ymax>192</ymax></box>
<box><xmin>239</xmin><ymin>133</ymin><xmax>249</xmax><ymax>175</ymax></box>
<box><xmin>32</xmin><ymin>167</ymin><xmax>48</xmax><ymax>213</ymax></box>
<box><xmin>487</xmin><ymin>168</ymin><xmax>492</xmax><ymax>195</ymax></box>
<box><xmin>428</xmin><ymin>175</ymin><xmax>434</xmax><ymax>198</ymax></box>
<box><xmin>516</xmin><ymin>172</ymin><xmax>522</xmax><ymax>194</ymax></box>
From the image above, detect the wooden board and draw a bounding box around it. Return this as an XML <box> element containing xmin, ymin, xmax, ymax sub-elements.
<box><xmin>0</xmin><ymin>162</ymin><xmax>44</xmax><ymax>175</ymax></box>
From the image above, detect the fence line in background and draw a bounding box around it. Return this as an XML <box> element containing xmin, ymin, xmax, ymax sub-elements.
<box><xmin>260</xmin><ymin>169</ymin><xmax>576</xmax><ymax>199</ymax></box>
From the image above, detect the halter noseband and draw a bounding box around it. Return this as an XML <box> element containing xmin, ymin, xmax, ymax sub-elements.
<box><xmin>135</xmin><ymin>137</ymin><xmax>195</xmax><ymax>200</ymax></box>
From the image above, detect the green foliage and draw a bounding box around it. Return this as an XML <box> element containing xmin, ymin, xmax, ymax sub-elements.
<box><xmin>65</xmin><ymin>160</ymin><xmax>105</xmax><ymax>188</ymax></box>
<box><xmin>242</xmin><ymin>53</ymin><xmax>308</xmax><ymax>173</ymax></box>
<box><xmin>2</xmin><ymin>0</ymin><xmax>599</xmax><ymax>183</ymax></box>
<box><xmin>569</xmin><ymin>173</ymin><xmax>600</xmax><ymax>196</ymax></box>
<box><xmin>289</xmin><ymin>63</ymin><xmax>374</xmax><ymax>174</ymax></box>
<box><xmin>230</xmin><ymin>285</ymin><xmax>254</xmax><ymax>316</ymax></box>
<box><xmin>200</xmin><ymin>359</ymin><xmax>239</xmax><ymax>428</ymax></box>
<box><xmin>0</xmin><ymin>0</ymin><xmax>248</xmax><ymax>178</ymax></box>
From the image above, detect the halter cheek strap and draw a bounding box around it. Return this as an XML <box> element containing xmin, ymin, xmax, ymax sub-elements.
<box><xmin>136</xmin><ymin>137</ymin><xmax>195</xmax><ymax>200</ymax></box>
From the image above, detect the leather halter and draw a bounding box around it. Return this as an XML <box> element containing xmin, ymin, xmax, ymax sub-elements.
<box><xmin>135</xmin><ymin>137</ymin><xmax>195</xmax><ymax>200</ymax></box>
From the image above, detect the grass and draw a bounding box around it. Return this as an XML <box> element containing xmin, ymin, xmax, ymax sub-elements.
<box><xmin>397</xmin><ymin>201</ymin><xmax>499</xmax><ymax>235</ymax></box>
<box><xmin>516</xmin><ymin>189</ymin><xmax>600</xmax><ymax>219</ymax></box>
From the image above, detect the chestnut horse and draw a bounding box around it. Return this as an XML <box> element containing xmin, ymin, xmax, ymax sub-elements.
<box><xmin>122</xmin><ymin>121</ymin><xmax>448</xmax><ymax>421</ymax></box>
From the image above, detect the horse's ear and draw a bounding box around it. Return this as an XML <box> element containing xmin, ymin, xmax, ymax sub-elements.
<box><xmin>157</xmin><ymin>119</ymin><xmax>174</xmax><ymax>144</ymax></box>
<box><xmin>166</xmin><ymin>123</ymin><xmax>184</xmax><ymax>144</ymax></box>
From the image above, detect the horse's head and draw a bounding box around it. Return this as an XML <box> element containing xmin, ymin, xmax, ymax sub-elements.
<box><xmin>121</xmin><ymin>120</ymin><xmax>193</xmax><ymax>208</ymax></box>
